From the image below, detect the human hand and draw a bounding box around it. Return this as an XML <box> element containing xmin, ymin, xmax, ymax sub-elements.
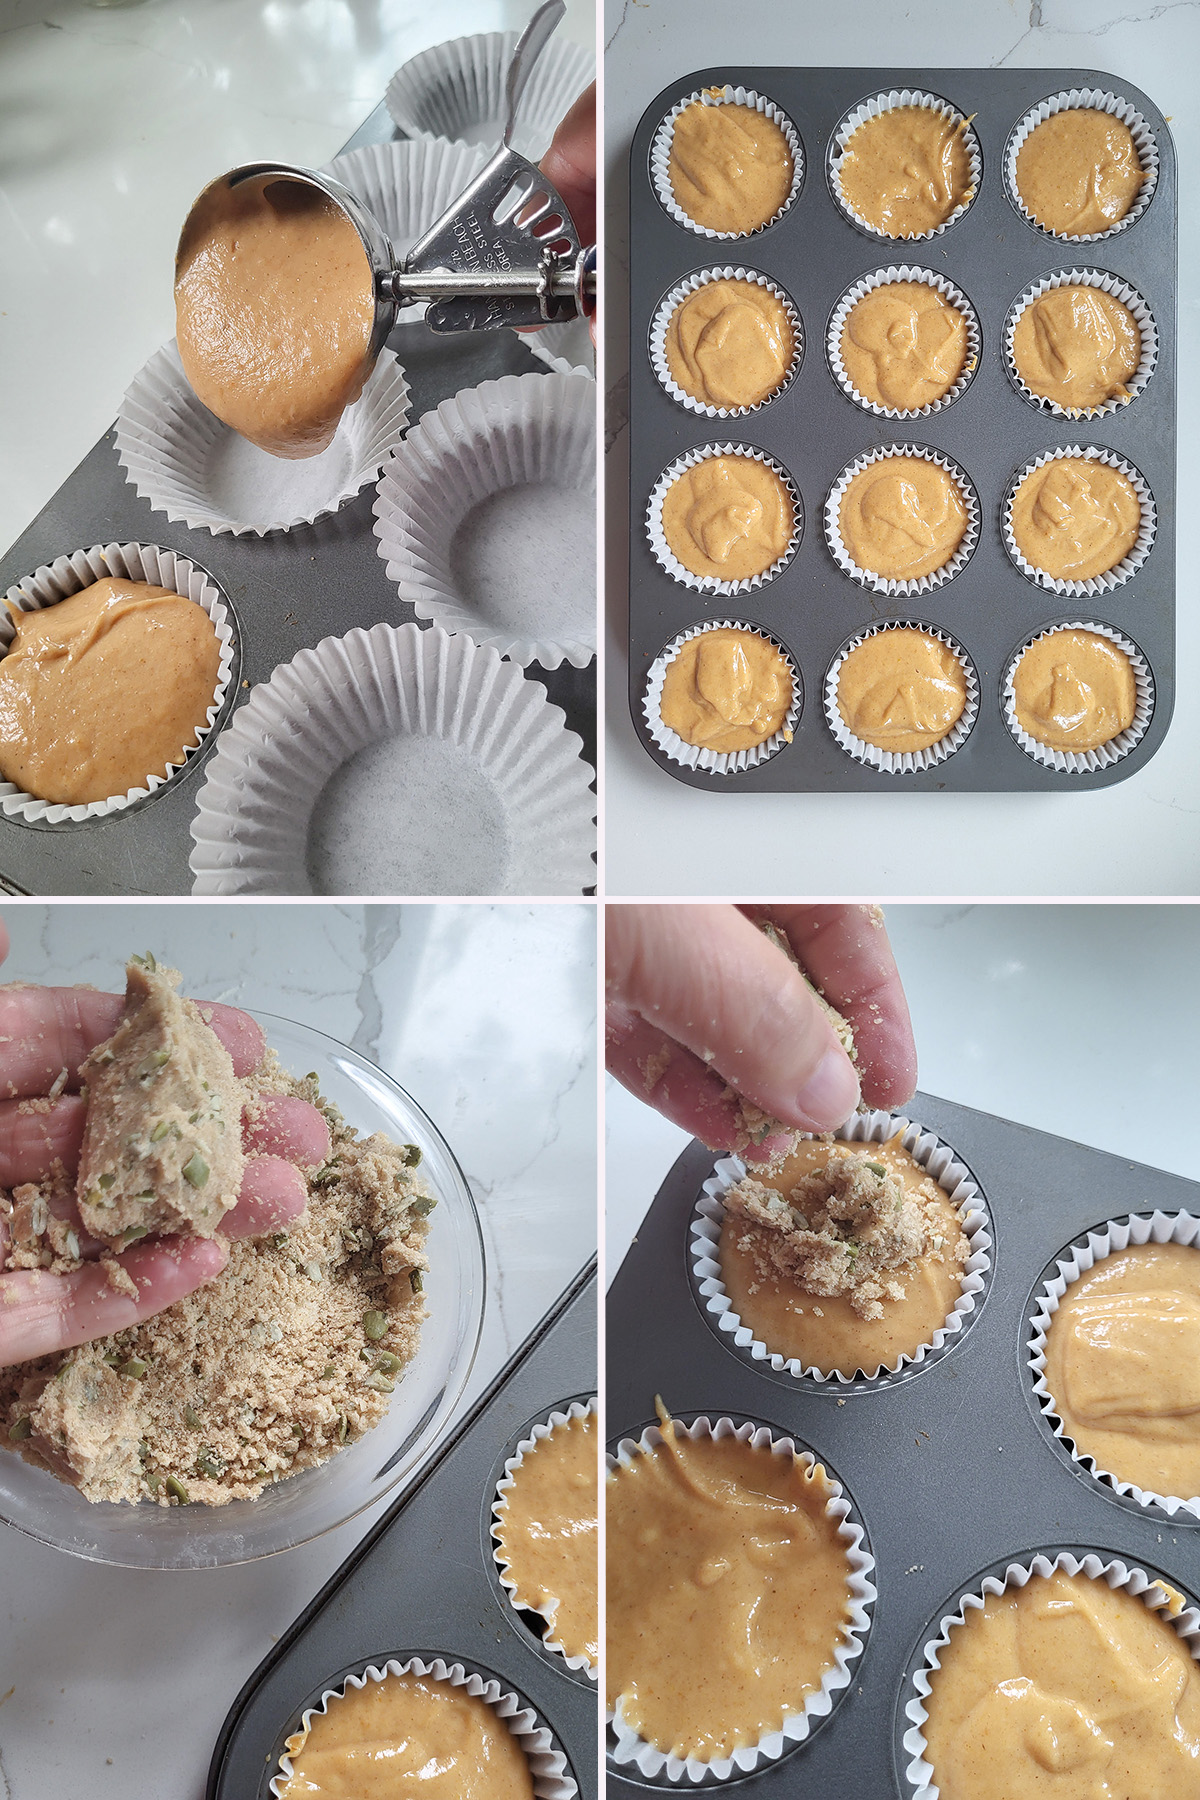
<box><xmin>0</xmin><ymin>982</ymin><xmax>329</xmax><ymax>1368</ymax></box>
<box><xmin>541</xmin><ymin>81</ymin><xmax>595</xmax><ymax>248</ymax></box>
<box><xmin>605</xmin><ymin>904</ymin><xmax>917</xmax><ymax>1160</ymax></box>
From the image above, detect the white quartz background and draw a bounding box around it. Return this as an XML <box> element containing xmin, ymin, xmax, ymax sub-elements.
<box><xmin>604</xmin><ymin>0</ymin><xmax>1200</xmax><ymax>896</ymax></box>
<box><xmin>0</xmin><ymin>900</ymin><xmax>597</xmax><ymax>1799</ymax></box>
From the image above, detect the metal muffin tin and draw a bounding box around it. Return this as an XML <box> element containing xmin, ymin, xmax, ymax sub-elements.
<box><xmin>626</xmin><ymin>68</ymin><xmax>1177</xmax><ymax>792</ymax></box>
<box><xmin>606</xmin><ymin>1094</ymin><xmax>1200</xmax><ymax>1793</ymax></box>
<box><xmin>208</xmin><ymin>1259</ymin><xmax>596</xmax><ymax>1800</ymax></box>
<box><xmin>0</xmin><ymin>101</ymin><xmax>594</xmax><ymax>895</ymax></box>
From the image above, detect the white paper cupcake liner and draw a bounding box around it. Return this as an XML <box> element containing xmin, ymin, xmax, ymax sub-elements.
<box><xmin>1002</xmin><ymin>444</ymin><xmax>1156</xmax><ymax>595</ymax></box>
<box><xmin>1004</xmin><ymin>268</ymin><xmax>1157</xmax><ymax>419</ymax></box>
<box><xmin>901</xmin><ymin>1550</ymin><xmax>1200</xmax><ymax>1798</ymax></box>
<box><xmin>270</xmin><ymin>1654</ymin><xmax>577</xmax><ymax>1799</ymax></box>
<box><xmin>385</xmin><ymin>30</ymin><xmax>594</xmax><ymax>161</ymax></box>
<box><xmin>825</xmin><ymin>444</ymin><xmax>978</xmax><ymax>596</ymax></box>
<box><xmin>691</xmin><ymin>1110</ymin><xmax>992</xmax><ymax>1387</ymax></box>
<box><xmin>643</xmin><ymin>618</ymin><xmax>800</xmax><ymax>775</ymax></box>
<box><xmin>187</xmin><ymin>621</ymin><xmax>595</xmax><ymax>896</ymax></box>
<box><xmin>116</xmin><ymin>340</ymin><xmax>412</xmax><ymax>538</ymax></box>
<box><xmin>829</xmin><ymin>90</ymin><xmax>981</xmax><ymax>242</ymax></box>
<box><xmin>649</xmin><ymin>267</ymin><xmax>802</xmax><ymax>417</ymax></box>
<box><xmin>1004</xmin><ymin>88</ymin><xmax>1160</xmax><ymax>242</ymax></box>
<box><xmin>323</xmin><ymin>139</ymin><xmax>488</xmax><ymax>321</ymax></box>
<box><xmin>492</xmin><ymin>1396</ymin><xmax>598</xmax><ymax>1679</ymax></box>
<box><xmin>607</xmin><ymin>1414</ymin><xmax>876</xmax><ymax>1783</ymax></box>
<box><xmin>0</xmin><ymin>541</ymin><xmax>235</xmax><ymax>825</ymax></box>
<box><xmin>827</xmin><ymin>266</ymin><xmax>980</xmax><ymax>419</ymax></box>
<box><xmin>650</xmin><ymin>86</ymin><xmax>804</xmax><ymax>240</ymax></box>
<box><xmin>1028</xmin><ymin>1210</ymin><xmax>1200</xmax><ymax>1519</ymax></box>
<box><xmin>524</xmin><ymin>316</ymin><xmax>595</xmax><ymax>377</ymax></box>
<box><xmin>1002</xmin><ymin>616</ymin><xmax>1154</xmax><ymax>772</ymax></box>
<box><xmin>824</xmin><ymin>621</ymin><xmax>979</xmax><ymax>774</ymax></box>
<box><xmin>647</xmin><ymin>443</ymin><xmax>801</xmax><ymax>595</ymax></box>
<box><xmin>373</xmin><ymin>370</ymin><xmax>595</xmax><ymax>670</ymax></box>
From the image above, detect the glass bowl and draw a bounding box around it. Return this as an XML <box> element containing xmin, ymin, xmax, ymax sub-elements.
<box><xmin>0</xmin><ymin>1013</ymin><xmax>486</xmax><ymax>1569</ymax></box>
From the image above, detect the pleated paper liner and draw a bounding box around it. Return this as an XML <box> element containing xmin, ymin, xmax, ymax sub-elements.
<box><xmin>1028</xmin><ymin>1210</ymin><xmax>1200</xmax><ymax>1521</ymax></box>
<box><xmin>384</xmin><ymin>30</ymin><xmax>594</xmax><ymax>160</ymax></box>
<box><xmin>1003</xmin><ymin>268</ymin><xmax>1157</xmax><ymax>420</ymax></box>
<box><xmin>524</xmin><ymin>316</ymin><xmax>595</xmax><ymax>377</ymax></box>
<box><xmin>828</xmin><ymin>89</ymin><xmax>981</xmax><ymax>243</ymax></box>
<box><xmin>825</xmin><ymin>444</ymin><xmax>979</xmax><ymax>597</ymax></box>
<box><xmin>1003</xmin><ymin>87</ymin><xmax>1160</xmax><ymax>242</ymax></box>
<box><xmin>646</xmin><ymin>443</ymin><xmax>802</xmax><ymax>596</ymax></box>
<box><xmin>643</xmin><ymin>618</ymin><xmax>801</xmax><ymax>775</ymax></box>
<box><xmin>0</xmin><ymin>541</ymin><xmax>236</xmax><ymax>826</ymax></box>
<box><xmin>823</xmin><ymin>620</ymin><xmax>979</xmax><ymax>774</ymax></box>
<box><xmin>491</xmin><ymin>1397</ymin><xmax>599</xmax><ymax>1679</ymax></box>
<box><xmin>649</xmin><ymin>85</ymin><xmax>804</xmax><ymax>240</ymax></box>
<box><xmin>373</xmin><ymin>370</ymin><xmax>595</xmax><ymax>671</ymax></box>
<box><xmin>187</xmin><ymin>621</ymin><xmax>596</xmax><ymax>896</ymax></box>
<box><xmin>270</xmin><ymin>1655</ymin><xmax>577</xmax><ymax>1799</ymax></box>
<box><xmin>116</xmin><ymin>341</ymin><xmax>412</xmax><ymax>538</ymax></box>
<box><xmin>1001</xmin><ymin>616</ymin><xmax>1154</xmax><ymax>773</ymax></box>
<box><xmin>900</xmin><ymin>1550</ymin><xmax>1200</xmax><ymax>1799</ymax></box>
<box><xmin>649</xmin><ymin>265</ymin><xmax>802</xmax><ymax>417</ymax></box>
<box><xmin>607</xmin><ymin>1414</ymin><xmax>876</xmax><ymax>1784</ymax></box>
<box><xmin>690</xmin><ymin>1109</ymin><xmax>992</xmax><ymax>1389</ymax></box>
<box><xmin>826</xmin><ymin>266</ymin><xmax>980</xmax><ymax>420</ymax></box>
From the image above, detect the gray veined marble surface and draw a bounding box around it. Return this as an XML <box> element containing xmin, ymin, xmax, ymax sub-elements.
<box><xmin>0</xmin><ymin>901</ymin><xmax>597</xmax><ymax>1800</ymax></box>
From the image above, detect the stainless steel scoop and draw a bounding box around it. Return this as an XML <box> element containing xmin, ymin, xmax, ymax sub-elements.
<box><xmin>175</xmin><ymin>0</ymin><xmax>595</xmax><ymax>357</ymax></box>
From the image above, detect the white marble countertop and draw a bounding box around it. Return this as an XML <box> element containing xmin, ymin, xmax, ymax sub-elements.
<box><xmin>0</xmin><ymin>901</ymin><xmax>597</xmax><ymax>1800</ymax></box>
<box><xmin>607</xmin><ymin>901</ymin><xmax>1200</xmax><ymax>1276</ymax></box>
<box><xmin>603</xmin><ymin>0</ymin><xmax>1200</xmax><ymax>896</ymax></box>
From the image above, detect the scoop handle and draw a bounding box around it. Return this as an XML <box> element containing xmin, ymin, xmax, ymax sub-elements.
<box><xmin>504</xmin><ymin>0</ymin><xmax>565</xmax><ymax>147</ymax></box>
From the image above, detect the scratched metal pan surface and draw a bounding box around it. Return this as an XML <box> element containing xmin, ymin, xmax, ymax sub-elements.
<box><xmin>606</xmin><ymin>1095</ymin><xmax>1200</xmax><ymax>1792</ymax></box>
<box><xmin>0</xmin><ymin>102</ymin><xmax>594</xmax><ymax>895</ymax></box>
<box><xmin>626</xmin><ymin>68</ymin><xmax>1176</xmax><ymax>792</ymax></box>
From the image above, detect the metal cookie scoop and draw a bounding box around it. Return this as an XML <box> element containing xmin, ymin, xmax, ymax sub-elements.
<box><xmin>175</xmin><ymin>0</ymin><xmax>595</xmax><ymax>362</ymax></box>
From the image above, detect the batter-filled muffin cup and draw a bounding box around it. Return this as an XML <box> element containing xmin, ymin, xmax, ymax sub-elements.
<box><xmin>825</xmin><ymin>444</ymin><xmax>978</xmax><ymax>596</ymax></box>
<box><xmin>0</xmin><ymin>540</ymin><xmax>235</xmax><ymax>826</ymax></box>
<box><xmin>644</xmin><ymin>618</ymin><xmax>801</xmax><ymax>774</ymax></box>
<box><xmin>117</xmin><ymin>342</ymin><xmax>412</xmax><ymax>538</ymax></box>
<box><xmin>1004</xmin><ymin>269</ymin><xmax>1157</xmax><ymax>419</ymax></box>
<box><xmin>607</xmin><ymin>1413</ymin><xmax>876</xmax><ymax>1782</ymax></box>
<box><xmin>650</xmin><ymin>86</ymin><xmax>804</xmax><ymax>239</ymax></box>
<box><xmin>1004</xmin><ymin>88</ymin><xmax>1159</xmax><ymax>242</ymax></box>
<box><xmin>492</xmin><ymin>1397</ymin><xmax>598</xmax><ymax>1678</ymax></box>
<box><xmin>1002</xmin><ymin>445</ymin><xmax>1156</xmax><ymax>595</ymax></box>
<box><xmin>690</xmin><ymin>1110</ymin><xmax>992</xmax><ymax>1387</ymax></box>
<box><xmin>824</xmin><ymin>621</ymin><xmax>978</xmax><ymax>774</ymax></box>
<box><xmin>384</xmin><ymin>29</ymin><xmax>594</xmax><ymax>160</ymax></box>
<box><xmin>649</xmin><ymin>267</ymin><xmax>802</xmax><ymax>417</ymax></box>
<box><xmin>647</xmin><ymin>443</ymin><xmax>801</xmax><ymax>594</ymax></box>
<box><xmin>901</xmin><ymin>1551</ymin><xmax>1200</xmax><ymax>1800</ymax></box>
<box><xmin>1028</xmin><ymin>1210</ymin><xmax>1200</xmax><ymax>1520</ymax></box>
<box><xmin>1001</xmin><ymin>617</ymin><xmax>1153</xmax><ymax>773</ymax></box>
<box><xmin>828</xmin><ymin>90</ymin><xmax>981</xmax><ymax>242</ymax></box>
<box><xmin>270</xmin><ymin>1655</ymin><xmax>578</xmax><ymax>1798</ymax></box>
<box><xmin>827</xmin><ymin>266</ymin><xmax>980</xmax><ymax>419</ymax></box>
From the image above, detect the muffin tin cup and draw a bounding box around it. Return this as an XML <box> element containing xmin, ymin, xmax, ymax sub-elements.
<box><xmin>1001</xmin><ymin>615</ymin><xmax>1153</xmax><ymax>776</ymax></box>
<box><xmin>1028</xmin><ymin>1210</ymin><xmax>1200</xmax><ymax>1521</ymax></box>
<box><xmin>823</xmin><ymin>620</ymin><xmax>979</xmax><ymax>774</ymax></box>
<box><xmin>900</xmin><ymin>1549</ymin><xmax>1200</xmax><ymax>1798</ymax></box>
<box><xmin>607</xmin><ymin>1413</ymin><xmax>877</xmax><ymax>1783</ymax></box>
<box><xmin>643</xmin><ymin>617</ymin><xmax>801</xmax><ymax>774</ymax></box>
<box><xmin>828</xmin><ymin>89</ymin><xmax>982</xmax><ymax>243</ymax></box>
<box><xmin>1004</xmin><ymin>268</ymin><xmax>1158</xmax><ymax>420</ymax></box>
<box><xmin>825</xmin><ymin>444</ymin><xmax>979</xmax><ymax>597</ymax></box>
<box><xmin>647</xmin><ymin>443</ymin><xmax>802</xmax><ymax>595</ymax></box>
<box><xmin>650</xmin><ymin>86</ymin><xmax>804</xmax><ymax>240</ymax></box>
<box><xmin>690</xmin><ymin>1109</ymin><xmax>993</xmax><ymax>1387</ymax></box>
<box><xmin>269</xmin><ymin>1654</ymin><xmax>578</xmax><ymax>1798</ymax></box>
<box><xmin>491</xmin><ymin>1396</ymin><xmax>599</xmax><ymax>1679</ymax></box>
<box><xmin>649</xmin><ymin>267</ymin><xmax>803</xmax><ymax>417</ymax></box>
<box><xmin>827</xmin><ymin>266</ymin><xmax>981</xmax><ymax>419</ymax></box>
<box><xmin>1002</xmin><ymin>444</ymin><xmax>1156</xmax><ymax>596</ymax></box>
<box><xmin>1004</xmin><ymin>87</ymin><xmax>1160</xmax><ymax>242</ymax></box>
<box><xmin>384</xmin><ymin>30</ymin><xmax>594</xmax><ymax>161</ymax></box>
<box><xmin>116</xmin><ymin>342</ymin><xmax>413</xmax><ymax>539</ymax></box>
<box><xmin>0</xmin><ymin>540</ymin><xmax>236</xmax><ymax>826</ymax></box>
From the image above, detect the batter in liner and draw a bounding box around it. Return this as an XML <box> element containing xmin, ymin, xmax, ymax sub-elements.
<box><xmin>668</xmin><ymin>97</ymin><xmax>793</xmax><ymax>236</ymax></box>
<box><xmin>661</xmin><ymin>454</ymin><xmax>793</xmax><ymax>583</ymax></box>
<box><xmin>836</xmin><ymin>628</ymin><xmax>967</xmax><ymax>754</ymax></box>
<box><xmin>1012</xmin><ymin>285</ymin><xmax>1140</xmax><ymax>413</ymax></box>
<box><xmin>659</xmin><ymin>627</ymin><xmax>793</xmax><ymax>753</ymax></box>
<box><xmin>1011</xmin><ymin>628</ymin><xmax>1137</xmax><ymax>753</ymax></box>
<box><xmin>1009</xmin><ymin>458</ymin><xmax>1141</xmax><ymax>583</ymax></box>
<box><xmin>838</xmin><ymin>455</ymin><xmax>968</xmax><ymax>583</ymax></box>
<box><xmin>840</xmin><ymin>280</ymin><xmax>968</xmax><ymax>411</ymax></box>
<box><xmin>665</xmin><ymin>278</ymin><xmax>794</xmax><ymax>410</ymax></box>
<box><xmin>837</xmin><ymin>105</ymin><xmax>973</xmax><ymax>237</ymax></box>
<box><xmin>1015</xmin><ymin>109</ymin><xmax>1145</xmax><ymax>237</ymax></box>
<box><xmin>494</xmin><ymin>1410</ymin><xmax>598</xmax><ymax>1665</ymax></box>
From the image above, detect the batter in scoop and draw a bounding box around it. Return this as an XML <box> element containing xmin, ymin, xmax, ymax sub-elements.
<box><xmin>175</xmin><ymin>173</ymin><xmax>375</xmax><ymax>458</ymax></box>
<box><xmin>838</xmin><ymin>455</ymin><xmax>968</xmax><ymax>582</ymax></box>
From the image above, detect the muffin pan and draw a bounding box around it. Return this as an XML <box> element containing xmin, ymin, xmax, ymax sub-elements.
<box><xmin>208</xmin><ymin>1260</ymin><xmax>597</xmax><ymax>1799</ymax></box>
<box><xmin>606</xmin><ymin>1093</ymin><xmax>1200</xmax><ymax>1792</ymax></box>
<box><xmin>627</xmin><ymin>68</ymin><xmax>1176</xmax><ymax>790</ymax></box>
<box><xmin>0</xmin><ymin>100</ymin><xmax>594</xmax><ymax>895</ymax></box>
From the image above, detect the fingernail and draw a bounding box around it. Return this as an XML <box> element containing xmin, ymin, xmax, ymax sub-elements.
<box><xmin>794</xmin><ymin>1047</ymin><xmax>860</xmax><ymax>1132</ymax></box>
